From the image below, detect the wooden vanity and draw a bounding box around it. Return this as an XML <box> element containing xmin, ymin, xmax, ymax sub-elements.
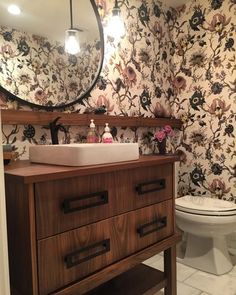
<box><xmin>5</xmin><ymin>155</ymin><xmax>181</xmax><ymax>295</ymax></box>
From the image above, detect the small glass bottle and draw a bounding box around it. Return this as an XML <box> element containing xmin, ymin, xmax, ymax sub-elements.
<box><xmin>87</xmin><ymin>119</ymin><xmax>98</xmax><ymax>143</ymax></box>
<box><xmin>102</xmin><ymin>123</ymin><xmax>113</xmax><ymax>143</ymax></box>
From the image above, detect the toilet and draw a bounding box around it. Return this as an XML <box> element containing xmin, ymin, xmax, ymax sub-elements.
<box><xmin>175</xmin><ymin>195</ymin><xmax>236</xmax><ymax>275</ymax></box>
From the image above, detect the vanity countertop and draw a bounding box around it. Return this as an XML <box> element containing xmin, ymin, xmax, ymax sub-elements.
<box><xmin>4</xmin><ymin>155</ymin><xmax>179</xmax><ymax>184</ymax></box>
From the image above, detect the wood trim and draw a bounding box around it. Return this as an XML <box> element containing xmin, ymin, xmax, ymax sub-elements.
<box><xmin>5</xmin><ymin>178</ymin><xmax>38</xmax><ymax>295</ymax></box>
<box><xmin>5</xmin><ymin>156</ymin><xmax>180</xmax><ymax>184</ymax></box>
<box><xmin>52</xmin><ymin>233</ymin><xmax>181</xmax><ymax>295</ymax></box>
<box><xmin>1</xmin><ymin>109</ymin><xmax>182</xmax><ymax>128</ymax></box>
<box><xmin>27</xmin><ymin>184</ymin><xmax>39</xmax><ymax>295</ymax></box>
<box><xmin>172</xmin><ymin>163</ymin><xmax>176</xmax><ymax>232</ymax></box>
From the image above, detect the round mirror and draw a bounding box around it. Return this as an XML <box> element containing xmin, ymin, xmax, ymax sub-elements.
<box><xmin>0</xmin><ymin>0</ymin><xmax>104</xmax><ymax>109</ymax></box>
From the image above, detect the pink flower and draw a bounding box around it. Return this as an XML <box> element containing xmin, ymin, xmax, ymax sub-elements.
<box><xmin>96</xmin><ymin>0</ymin><xmax>107</xmax><ymax>19</ymax></box>
<box><xmin>96</xmin><ymin>95</ymin><xmax>114</xmax><ymax>114</ymax></box>
<box><xmin>154</xmin><ymin>130</ymin><xmax>166</xmax><ymax>142</ymax></box>
<box><xmin>34</xmin><ymin>89</ymin><xmax>47</xmax><ymax>102</ymax></box>
<box><xmin>209</xmin><ymin>179</ymin><xmax>230</xmax><ymax>197</ymax></box>
<box><xmin>0</xmin><ymin>93</ymin><xmax>7</xmax><ymax>109</ymax></box>
<box><xmin>1</xmin><ymin>44</ymin><xmax>14</xmax><ymax>57</ymax></box>
<box><xmin>123</xmin><ymin>66</ymin><xmax>137</xmax><ymax>87</ymax></box>
<box><xmin>153</xmin><ymin>102</ymin><xmax>172</xmax><ymax>118</ymax></box>
<box><xmin>55</xmin><ymin>58</ymin><xmax>66</xmax><ymax>69</ymax></box>
<box><xmin>154</xmin><ymin>102</ymin><xmax>165</xmax><ymax>117</ymax></box>
<box><xmin>164</xmin><ymin>125</ymin><xmax>174</xmax><ymax>136</ymax></box>
<box><xmin>207</xmin><ymin>14</ymin><xmax>231</xmax><ymax>32</ymax></box>
<box><xmin>154</xmin><ymin>125</ymin><xmax>175</xmax><ymax>143</ymax></box>
<box><xmin>208</xmin><ymin>98</ymin><xmax>231</xmax><ymax>118</ymax></box>
<box><xmin>173</xmin><ymin>76</ymin><xmax>187</xmax><ymax>94</ymax></box>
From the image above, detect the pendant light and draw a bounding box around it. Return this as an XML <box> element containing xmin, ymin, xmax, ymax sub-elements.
<box><xmin>107</xmin><ymin>0</ymin><xmax>125</xmax><ymax>39</ymax></box>
<box><xmin>65</xmin><ymin>0</ymin><xmax>81</xmax><ymax>55</ymax></box>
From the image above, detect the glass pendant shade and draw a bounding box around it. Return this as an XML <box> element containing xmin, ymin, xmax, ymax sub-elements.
<box><xmin>106</xmin><ymin>0</ymin><xmax>125</xmax><ymax>39</ymax></box>
<box><xmin>107</xmin><ymin>15</ymin><xmax>125</xmax><ymax>39</ymax></box>
<box><xmin>65</xmin><ymin>29</ymin><xmax>80</xmax><ymax>55</ymax></box>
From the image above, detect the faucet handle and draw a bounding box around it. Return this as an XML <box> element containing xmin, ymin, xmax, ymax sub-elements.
<box><xmin>50</xmin><ymin>116</ymin><xmax>61</xmax><ymax>127</ymax></box>
<box><xmin>49</xmin><ymin>117</ymin><xmax>62</xmax><ymax>145</ymax></box>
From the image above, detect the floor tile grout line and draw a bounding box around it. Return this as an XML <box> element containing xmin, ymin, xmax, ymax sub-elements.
<box><xmin>181</xmin><ymin>280</ymin><xmax>213</xmax><ymax>295</ymax></box>
<box><xmin>179</xmin><ymin>268</ymin><xmax>198</xmax><ymax>283</ymax></box>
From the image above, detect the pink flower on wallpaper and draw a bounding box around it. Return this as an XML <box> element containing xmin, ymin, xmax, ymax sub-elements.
<box><xmin>96</xmin><ymin>95</ymin><xmax>114</xmax><ymax>113</ymax></box>
<box><xmin>34</xmin><ymin>89</ymin><xmax>48</xmax><ymax>103</ymax></box>
<box><xmin>1</xmin><ymin>44</ymin><xmax>14</xmax><ymax>57</ymax></box>
<box><xmin>207</xmin><ymin>14</ymin><xmax>231</xmax><ymax>32</ymax></box>
<box><xmin>55</xmin><ymin>57</ymin><xmax>66</xmax><ymax>69</ymax></box>
<box><xmin>96</xmin><ymin>0</ymin><xmax>107</xmax><ymax>19</ymax></box>
<box><xmin>173</xmin><ymin>76</ymin><xmax>187</xmax><ymax>94</ymax></box>
<box><xmin>0</xmin><ymin>93</ymin><xmax>7</xmax><ymax>109</ymax></box>
<box><xmin>209</xmin><ymin>179</ymin><xmax>231</xmax><ymax>197</ymax></box>
<box><xmin>5</xmin><ymin>78</ymin><xmax>13</xmax><ymax>86</ymax></box>
<box><xmin>175</xmin><ymin>5</ymin><xmax>186</xmax><ymax>17</ymax></box>
<box><xmin>152</xmin><ymin>22</ymin><xmax>164</xmax><ymax>38</ymax></box>
<box><xmin>153</xmin><ymin>102</ymin><xmax>171</xmax><ymax>118</ymax></box>
<box><xmin>123</xmin><ymin>66</ymin><xmax>137</xmax><ymax>87</ymax></box>
<box><xmin>208</xmin><ymin>98</ymin><xmax>231</xmax><ymax>118</ymax></box>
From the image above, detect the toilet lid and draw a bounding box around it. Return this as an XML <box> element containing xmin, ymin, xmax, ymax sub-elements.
<box><xmin>175</xmin><ymin>195</ymin><xmax>236</xmax><ymax>216</ymax></box>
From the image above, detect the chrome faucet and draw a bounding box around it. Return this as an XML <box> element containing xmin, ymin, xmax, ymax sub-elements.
<box><xmin>49</xmin><ymin>117</ymin><xmax>67</xmax><ymax>145</ymax></box>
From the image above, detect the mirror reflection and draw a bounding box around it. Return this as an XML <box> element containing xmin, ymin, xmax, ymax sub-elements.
<box><xmin>0</xmin><ymin>0</ymin><xmax>103</xmax><ymax>109</ymax></box>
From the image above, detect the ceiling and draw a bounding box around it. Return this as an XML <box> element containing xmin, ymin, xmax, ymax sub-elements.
<box><xmin>0</xmin><ymin>0</ymin><xmax>192</xmax><ymax>44</ymax></box>
<box><xmin>163</xmin><ymin>0</ymin><xmax>191</xmax><ymax>7</ymax></box>
<box><xmin>0</xmin><ymin>0</ymin><xmax>99</xmax><ymax>43</ymax></box>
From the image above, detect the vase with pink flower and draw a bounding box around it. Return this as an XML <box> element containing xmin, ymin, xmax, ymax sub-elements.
<box><xmin>154</xmin><ymin>125</ymin><xmax>174</xmax><ymax>155</ymax></box>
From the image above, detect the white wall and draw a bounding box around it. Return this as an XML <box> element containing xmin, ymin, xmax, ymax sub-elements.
<box><xmin>0</xmin><ymin>110</ymin><xmax>10</xmax><ymax>295</ymax></box>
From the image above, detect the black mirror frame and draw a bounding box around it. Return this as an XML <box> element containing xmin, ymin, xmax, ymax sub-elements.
<box><xmin>0</xmin><ymin>0</ymin><xmax>104</xmax><ymax>111</ymax></box>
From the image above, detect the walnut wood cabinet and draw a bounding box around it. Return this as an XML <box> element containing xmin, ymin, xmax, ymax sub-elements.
<box><xmin>5</xmin><ymin>155</ymin><xmax>181</xmax><ymax>295</ymax></box>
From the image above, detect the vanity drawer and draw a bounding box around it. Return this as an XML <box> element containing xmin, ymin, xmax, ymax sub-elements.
<box><xmin>116</xmin><ymin>163</ymin><xmax>173</xmax><ymax>209</ymax></box>
<box><xmin>35</xmin><ymin>172</ymin><xmax>118</xmax><ymax>239</ymax></box>
<box><xmin>37</xmin><ymin>200</ymin><xmax>173</xmax><ymax>295</ymax></box>
<box><xmin>35</xmin><ymin>164</ymin><xmax>173</xmax><ymax>239</ymax></box>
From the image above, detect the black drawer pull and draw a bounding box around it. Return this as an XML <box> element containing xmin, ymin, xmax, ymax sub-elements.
<box><xmin>65</xmin><ymin>239</ymin><xmax>110</xmax><ymax>268</ymax></box>
<box><xmin>62</xmin><ymin>191</ymin><xmax>108</xmax><ymax>213</ymax></box>
<box><xmin>137</xmin><ymin>216</ymin><xmax>167</xmax><ymax>237</ymax></box>
<box><xmin>136</xmin><ymin>179</ymin><xmax>166</xmax><ymax>195</ymax></box>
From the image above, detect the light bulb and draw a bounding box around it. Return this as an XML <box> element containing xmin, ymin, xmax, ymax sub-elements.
<box><xmin>106</xmin><ymin>15</ymin><xmax>125</xmax><ymax>40</ymax></box>
<box><xmin>65</xmin><ymin>30</ymin><xmax>80</xmax><ymax>55</ymax></box>
<box><xmin>8</xmin><ymin>4</ymin><xmax>21</xmax><ymax>15</ymax></box>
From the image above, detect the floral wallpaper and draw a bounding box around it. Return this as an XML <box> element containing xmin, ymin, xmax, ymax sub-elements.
<box><xmin>170</xmin><ymin>0</ymin><xmax>236</xmax><ymax>202</ymax></box>
<box><xmin>1</xmin><ymin>0</ymin><xmax>176</xmax><ymax>158</ymax></box>
<box><xmin>0</xmin><ymin>25</ymin><xmax>101</xmax><ymax>107</ymax></box>
<box><xmin>1</xmin><ymin>0</ymin><xmax>236</xmax><ymax>202</ymax></box>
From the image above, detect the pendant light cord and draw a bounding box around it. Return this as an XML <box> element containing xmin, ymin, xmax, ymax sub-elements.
<box><xmin>70</xmin><ymin>0</ymin><xmax>73</xmax><ymax>29</ymax></box>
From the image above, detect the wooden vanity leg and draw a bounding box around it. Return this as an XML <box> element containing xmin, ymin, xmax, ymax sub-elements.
<box><xmin>164</xmin><ymin>246</ymin><xmax>177</xmax><ymax>295</ymax></box>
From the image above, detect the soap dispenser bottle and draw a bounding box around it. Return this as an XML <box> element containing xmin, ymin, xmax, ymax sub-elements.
<box><xmin>102</xmin><ymin>123</ymin><xmax>113</xmax><ymax>143</ymax></box>
<box><xmin>87</xmin><ymin>119</ymin><xmax>98</xmax><ymax>143</ymax></box>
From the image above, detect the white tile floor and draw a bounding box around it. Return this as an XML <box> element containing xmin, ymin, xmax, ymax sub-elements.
<box><xmin>143</xmin><ymin>253</ymin><xmax>236</xmax><ymax>295</ymax></box>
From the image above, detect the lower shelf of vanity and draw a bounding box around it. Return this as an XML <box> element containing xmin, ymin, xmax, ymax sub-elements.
<box><xmin>87</xmin><ymin>264</ymin><xmax>165</xmax><ymax>295</ymax></box>
<box><xmin>52</xmin><ymin>233</ymin><xmax>181</xmax><ymax>295</ymax></box>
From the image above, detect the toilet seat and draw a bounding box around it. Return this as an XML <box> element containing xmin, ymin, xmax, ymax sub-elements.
<box><xmin>176</xmin><ymin>195</ymin><xmax>236</xmax><ymax>216</ymax></box>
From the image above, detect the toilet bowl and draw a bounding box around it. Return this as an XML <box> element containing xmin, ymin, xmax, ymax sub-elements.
<box><xmin>175</xmin><ymin>195</ymin><xmax>236</xmax><ymax>275</ymax></box>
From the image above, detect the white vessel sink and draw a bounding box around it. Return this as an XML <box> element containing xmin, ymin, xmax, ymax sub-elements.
<box><xmin>29</xmin><ymin>143</ymin><xmax>139</xmax><ymax>166</ymax></box>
